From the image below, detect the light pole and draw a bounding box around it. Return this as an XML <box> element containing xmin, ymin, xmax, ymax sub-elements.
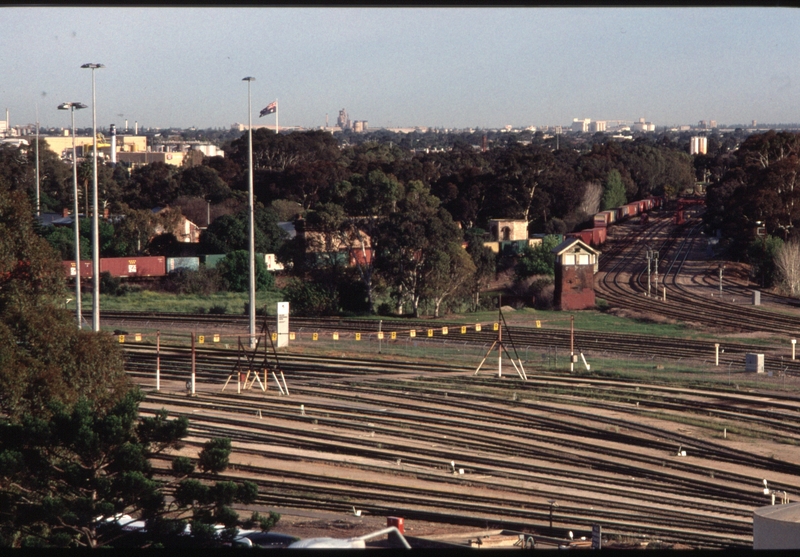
<box><xmin>35</xmin><ymin>104</ymin><xmax>40</xmax><ymax>216</ymax></box>
<box><xmin>243</xmin><ymin>76</ymin><xmax>257</xmax><ymax>347</ymax></box>
<box><xmin>58</xmin><ymin>102</ymin><xmax>87</xmax><ymax>329</ymax></box>
<box><xmin>82</xmin><ymin>63</ymin><xmax>104</xmax><ymax>332</ymax></box>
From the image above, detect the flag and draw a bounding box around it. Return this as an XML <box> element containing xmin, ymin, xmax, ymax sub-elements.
<box><xmin>259</xmin><ymin>101</ymin><xmax>277</xmax><ymax>117</ymax></box>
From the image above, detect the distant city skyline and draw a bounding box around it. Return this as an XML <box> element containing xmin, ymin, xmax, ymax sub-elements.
<box><xmin>1</xmin><ymin>7</ymin><xmax>798</xmax><ymax>131</ymax></box>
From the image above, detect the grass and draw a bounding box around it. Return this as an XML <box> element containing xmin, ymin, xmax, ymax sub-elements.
<box><xmin>76</xmin><ymin>288</ymin><xmax>783</xmax><ymax>348</ymax></box>
<box><xmin>77</xmin><ymin>289</ymin><xmax>285</xmax><ymax>314</ymax></box>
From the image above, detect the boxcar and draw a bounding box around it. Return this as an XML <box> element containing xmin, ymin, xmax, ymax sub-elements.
<box><xmin>62</xmin><ymin>260</ymin><xmax>93</xmax><ymax>279</ymax></box>
<box><xmin>591</xmin><ymin>227</ymin><xmax>607</xmax><ymax>246</ymax></box>
<box><xmin>594</xmin><ymin>211</ymin><xmax>613</xmax><ymax>228</ymax></box>
<box><xmin>101</xmin><ymin>256</ymin><xmax>166</xmax><ymax>278</ymax></box>
<box><xmin>167</xmin><ymin>257</ymin><xmax>200</xmax><ymax>273</ymax></box>
<box><xmin>265</xmin><ymin>253</ymin><xmax>285</xmax><ymax>271</ymax></box>
<box><xmin>202</xmin><ymin>254</ymin><xmax>226</xmax><ymax>269</ymax></box>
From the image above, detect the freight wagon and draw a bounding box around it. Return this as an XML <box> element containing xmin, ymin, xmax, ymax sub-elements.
<box><xmin>166</xmin><ymin>257</ymin><xmax>200</xmax><ymax>273</ymax></box>
<box><xmin>62</xmin><ymin>256</ymin><xmax>167</xmax><ymax>280</ymax></box>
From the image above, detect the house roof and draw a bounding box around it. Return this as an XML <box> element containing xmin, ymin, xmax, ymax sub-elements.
<box><xmin>552</xmin><ymin>238</ymin><xmax>600</xmax><ymax>256</ymax></box>
<box><xmin>278</xmin><ymin>221</ymin><xmax>296</xmax><ymax>239</ymax></box>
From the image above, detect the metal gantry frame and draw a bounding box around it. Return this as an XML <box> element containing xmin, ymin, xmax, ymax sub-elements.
<box><xmin>223</xmin><ymin>308</ymin><xmax>289</xmax><ymax>395</ymax></box>
<box><xmin>474</xmin><ymin>295</ymin><xmax>527</xmax><ymax>380</ymax></box>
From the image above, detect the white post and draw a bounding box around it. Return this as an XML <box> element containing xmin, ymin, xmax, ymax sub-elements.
<box><xmin>243</xmin><ymin>77</ymin><xmax>257</xmax><ymax>348</ymax></box>
<box><xmin>715</xmin><ymin>343</ymin><xmax>720</xmax><ymax>366</ymax></box>
<box><xmin>82</xmin><ymin>63</ymin><xmax>104</xmax><ymax>332</ymax></box>
<box><xmin>792</xmin><ymin>339</ymin><xmax>796</xmax><ymax>361</ymax></box>
<box><xmin>34</xmin><ymin>105</ymin><xmax>40</xmax><ymax>216</ymax></box>
<box><xmin>156</xmin><ymin>331</ymin><xmax>161</xmax><ymax>391</ymax></box>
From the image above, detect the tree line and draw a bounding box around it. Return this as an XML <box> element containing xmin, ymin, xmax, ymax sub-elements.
<box><xmin>1</xmin><ymin>130</ymin><xmax>698</xmax><ymax>315</ymax></box>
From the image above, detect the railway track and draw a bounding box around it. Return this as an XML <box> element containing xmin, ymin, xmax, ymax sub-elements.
<box><xmin>596</xmin><ymin>209</ymin><xmax>800</xmax><ymax>339</ymax></box>
<box><xmin>124</xmin><ymin>345</ymin><xmax>800</xmax><ymax>548</ymax></box>
<box><xmin>102</xmin><ymin>207</ymin><xmax>800</xmax><ymax>547</ymax></box>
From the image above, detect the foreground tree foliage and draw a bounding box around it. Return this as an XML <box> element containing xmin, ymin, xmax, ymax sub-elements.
<box><xmin>0</xmin><ymin>183</ymin><xmax>129</xmax><ymax>419</ymax></box>
<box><xmin>0</xmin><ymin>183</ymin><xmax>269</xmax><ymax>548</ymax></box>
<box><xmin>0</xmin><ymin>389</ymin><xmax>263</xmax><ymax>548</ymax></box>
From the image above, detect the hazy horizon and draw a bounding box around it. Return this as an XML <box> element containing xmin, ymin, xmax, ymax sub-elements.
<box><xmin>2</xmin><ymin>7</ymin><xmax>798</xmax><ymax>131</ymax></box>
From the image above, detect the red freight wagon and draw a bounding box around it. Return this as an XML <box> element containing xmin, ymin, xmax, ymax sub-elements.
<box><xmin>566</xmin><ymin>230</ymin><xmax>594</xmax><ymax>246</ymax></box>
<box><xmin>101</xmin><ymin>256</ymin><xmax>166</xmax><ymax>278</ymax></box>
<box><xmin>590</xmin><ymin>227</ymin><xmax>607</xmax><ymax>246</ymax></box>
<box><xmin>62</xmin><ymin>260</ymin><xmax>93</xmax><ymax>279</ymax></box>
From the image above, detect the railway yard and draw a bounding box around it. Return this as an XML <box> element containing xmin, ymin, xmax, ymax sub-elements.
<box><xmin>110</xmin><ymin>205</ymin><xmax>800</xmax><ymax>549</ymax></box>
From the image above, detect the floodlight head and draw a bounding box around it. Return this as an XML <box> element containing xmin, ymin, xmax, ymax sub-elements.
<box><xmin>81</xmin><ymin>63</ymin><xmax>104</xmax><ymax>69</ymax></box>
<box><xmin>58</xmin><ymin>102</ymin><xmax>87</xmax><ymax>111</ymax></box>
<box><xmin>242</xmin><ymin>76</ymin><xmax>255</xmax><ymax>82</ymax></box>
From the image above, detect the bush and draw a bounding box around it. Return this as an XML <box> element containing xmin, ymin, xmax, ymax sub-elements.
<box><xmin>209</xmin><ymin>305</ymin><xmax>227</xmax><ymax>315</ymax></box>
<box><xmin>100</xmin><ymin>272</ymin><xmax>124</xmax><ymax>296</ymax></box>
<box><xmin>217</xmin><ymin>250</ymin><xmax>274</xmax><ymax>292</ymax></box>
<box><xmin>161</xmin><ymin>267</ymin><xmax>223</xmax><ymax>295</ymax></box>
<box><xmin>282</xmin><ymin>278</ymin><xmax>338</xmax><ymax>316</ymax></box>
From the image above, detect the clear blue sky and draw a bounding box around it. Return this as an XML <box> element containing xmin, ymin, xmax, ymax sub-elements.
<box><xmin>2</xmin><ymin>7</ymin><xmax>798</xmax><ymax>130</ymax></box>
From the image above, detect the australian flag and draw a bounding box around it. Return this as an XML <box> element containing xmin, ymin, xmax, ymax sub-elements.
<box><xmin>259</xmin><ymin>101</ymin><xmax>277</xmax><ymax>117</ymax></box>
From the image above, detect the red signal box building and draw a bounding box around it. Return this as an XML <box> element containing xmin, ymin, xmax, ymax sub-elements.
<box><xmin>552</xmin><ymin>238</ymin><xmax>600</xmax><ymax>310</ymax></box>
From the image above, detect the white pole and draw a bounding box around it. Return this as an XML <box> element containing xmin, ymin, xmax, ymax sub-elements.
<box><xmin>792</xmin><ymin>339</ymin><xmax>796</xmax><ymax>361</ymax></box>
<box><xmin>156</xmin><ymin>331</ymin><xmax>160</xmax><ymax>391</ymax></box>
<box><xmin>275</xmin><ymin>98</ymin><xmax>279</xmax><ymax>134</ymax></box>
<box><xmin>715</xmin><ymin>343</ymin><xmax>720</xmax><ymax>366</ymax></box>
<box><xmin>70</xmin><ymin>105</ymin><xmax>82</xmax><ymax>328</ymax></box>
<box><xmin>34</xmin><ymin>104</ymin><xmax>40</xmax><ymax>217</ymax></box>
<box><xmin>243</xmin><ymin>77</ymin><xmax>257</xmax><ymax>348</ymax></box>
<box><xmin>82</xmin><ymin>63</ymin><xmax>104</xmax><ymax>332</ymax></box>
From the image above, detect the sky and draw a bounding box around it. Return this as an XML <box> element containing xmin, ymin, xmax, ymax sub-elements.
<box><xmin>2</xmin><ymin>7</ymin><xmax>799</xmax><ymax>131</ymax></box>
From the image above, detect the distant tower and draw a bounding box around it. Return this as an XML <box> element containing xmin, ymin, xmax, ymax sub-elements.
<box><xmin>337</xmin><ymin>108</ymin><xmax>349</xmax><ymax>130</ymax></box>
<box><xmin>482</xmin><ymin>134</ymin><xmax>487</xmax><ymax>152</ymax></box>
<box><xmin>325</xmin><ymin>113</ymin><xmax>328</xmax><ymax>128</ymax></box>
<box><xmin>110</xmin><ymin>124</ymin><xmax>117</xmax><ymax>164</ymax></box>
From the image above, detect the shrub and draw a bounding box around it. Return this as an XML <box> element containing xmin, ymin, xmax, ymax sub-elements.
<box><xmin>162</xmin><ymin>267</ymin><xmax>223</xmax><ymax>295</ymax></box>
<box><xmin>282</xmin><ymin>278</ymin><xmax>338</xmax><ymax>316</ymax></box>
<box><xmin>217</xmin><ymin>250</ymin><xmax>274</xmax><ymax>292</ymax></box>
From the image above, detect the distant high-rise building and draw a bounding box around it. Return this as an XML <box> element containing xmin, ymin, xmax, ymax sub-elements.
<box><xmin>690</xmin><ymin>136</ymin><xmax>708</xmax><ymax>155</ymax></box>
<box><xmin>710</xmin><ymin>120</ymin><xmax>717</xmax><ymax>129</ymax></box>
<box><xmin>752</xmin><ymin>120</ymin><xmax>757</xmax><ymax>127</ymax></box>
<box><xmin>571</xmin><ymin>118</ymin><xmax>591</xmax><ymax>132</ymax></box>
<box><xmin>590</xmin><ymin>121</ymin><xmax>606</xmax><ymax>133</ymax></box>
<box><xmin>337</xmin><ymin>109</ymin><xmax>350</xmax><ymax>130</ymax></box>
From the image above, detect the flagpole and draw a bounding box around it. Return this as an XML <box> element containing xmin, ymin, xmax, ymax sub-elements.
<box><xmin>275</xmin><ymin>98</ymin><xmax>279</xmax><ymax>134</ymax></box>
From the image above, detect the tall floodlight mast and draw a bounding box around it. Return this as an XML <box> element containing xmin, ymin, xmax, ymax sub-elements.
<box><xmin>81</xmin><ymin>63</ymin><xmax>104</xmax><ymax>332</ymax></box>
<box><xmin>58</xmin><ymin>101</ymin><xmax>87</xmax><ymax>328</ymax></box>
<box><xmin>243</xmin><ymin>76</ymin><xmax>257</xmax><ymax>347</ymax></box>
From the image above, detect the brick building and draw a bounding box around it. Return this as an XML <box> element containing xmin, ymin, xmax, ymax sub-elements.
<box><xmin>552</xmin><ymin>238</ymin><xmax>600</xmax><ymax>310</ymax></box>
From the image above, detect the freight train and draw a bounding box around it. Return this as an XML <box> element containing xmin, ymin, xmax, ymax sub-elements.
<box><xmin>565</xmin><ymin>196</ymin><xmax>665</xmax><ymax>248</ymax></box>
<box><xmin>62</xmin><ymin>254</ymin><xmax>284</xmax><ymax>280</ymax></box>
